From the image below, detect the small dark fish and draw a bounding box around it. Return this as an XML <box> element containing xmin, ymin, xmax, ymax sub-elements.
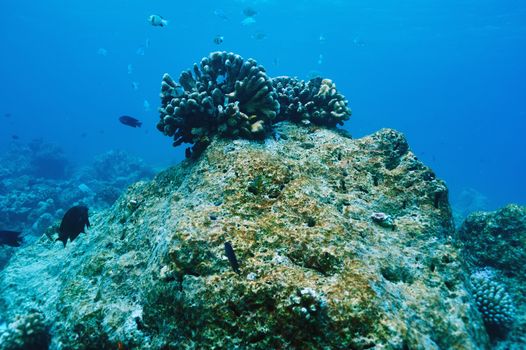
<box><xmin>0</xmin><ymin>230</ymin><xmax>22</xmax><ymax>247</ymax></box>
<box><xmin>4</xmin><ymin>113</ymin><xmax>11</xmax><ymax>118</ymax></box>
<box><xmin>11</xmin><ymin>134</ymin><xmax>19</xmax><ymax>140</ymax></box>
<box><xmin>243</xmin><ymin>7</ymin><xmax>257</xmax><ymax>17</ymax></box>
<box><xmin>224</xmin><ymin>241</ymin><xmax>240</xmax><ymax>274</ymax></box>
<box><xmin>58</xmin><ymin>205</ymin><xmax>90</xmax><ymax>247</ymax></box>
<box><xmin>119</xmin><ymin>115</ymin><xmax>142</xmax><ymax>128</ymax></box>
<box><xmin>213</xmin><ymin>35</ymin><xmax>224</xmax><ymax>45</ymax></box>
<box><xmin>252</xmin><ymin>32</ymin><xmax>266</xmax><ymax>40</ymax></box>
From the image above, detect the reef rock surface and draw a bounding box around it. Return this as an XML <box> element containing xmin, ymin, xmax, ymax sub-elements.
<box><xmin>0</xmin><ymin>123</ymin><xmax>489</xmax><ymax>349</ymax></box>
<box><xmin>459</xmin><ymin>204</ymin><xmax>526</xmax><ymax>348</ymax></box>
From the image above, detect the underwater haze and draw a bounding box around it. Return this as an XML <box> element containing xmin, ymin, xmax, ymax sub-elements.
<box><xmin>1</xmin><ymin>0</ymin><xmax>525</xmax><ymax>210</ymax></box>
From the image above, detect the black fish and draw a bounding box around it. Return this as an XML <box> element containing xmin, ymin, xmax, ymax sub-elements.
<box><xmin>0</xmin><ymin>230</ymin><xmax>22</xmax><ymax>247</ymax></box>
<box><xmin>224</xmin><ymin>241</ymin><xmax>240</xmax><ymax>274</ymax></box>
<box><xmin>58</xmin><ymin>205</ymin><xmax>90</xmax><ymax>247</ymax></box>
<box><xmin>243</xmin><ymin>7</ymin><xmax>257</xmax><ymax>17</ymax></box>
<box><xmin>119</xmin><ymin>115</ymin><xmax>142</xmax><ymax>128</ymax></box>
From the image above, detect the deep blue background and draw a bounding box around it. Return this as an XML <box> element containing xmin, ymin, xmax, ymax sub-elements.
<box><xmin>1</xmin><ymin>0</ymin><xmax>525</xmax><ymax>209</ymax></box>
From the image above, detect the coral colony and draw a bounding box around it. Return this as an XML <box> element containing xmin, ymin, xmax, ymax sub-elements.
<box><xmin>157</xmin><ymin>51</ymin><xmax>351</xmax><ymax>157</ymax></box>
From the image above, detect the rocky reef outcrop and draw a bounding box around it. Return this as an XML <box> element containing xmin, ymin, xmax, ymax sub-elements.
<box><xmin>458</xmin><ymin>204</ymin><xmax>526</xmax><ymax>348</ymax></box>
<box><xmin>0</xmin><ymin>123</ymin><xmax>491</xmax><ymax>349</ymax></box>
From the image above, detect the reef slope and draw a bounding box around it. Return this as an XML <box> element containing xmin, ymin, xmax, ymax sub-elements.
<box><xmin>0</xmin><ymin>123</ymin><xmax>489</xmax><ymax>349</ymax></box>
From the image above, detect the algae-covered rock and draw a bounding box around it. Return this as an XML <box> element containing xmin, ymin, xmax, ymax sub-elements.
<box><xmin>0</xmin><ymin>123</ymin><xmax>489</xmax><ymax>349</ymax></box>
<box><xmin>458</xmin><ymin>204</ymin><xmax>526</xmax><ymax>280</ymax></box>
<box><xmin>458</xmin><ymin>205</ymin><xmax>526</xmax><ymax>348</ymax></box>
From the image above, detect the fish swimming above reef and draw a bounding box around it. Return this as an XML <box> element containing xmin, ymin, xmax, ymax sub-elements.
<box><xmin>224</xmin><ymin>241</ymin><xmax>240</xmax><ymax>274</ymax></box>
<box><xmin>0</xmin><ymin>230</ymin><xmax>22</xmax><ymax>247</ymax></box>
<box><xmin>119</xmin><ymin>115</ymin><xmax>142</xmax><ymax>128</ymax></box>
<box><xmin>58</xmin><ymin>205</ymin><xmax>90</xmax><ymax>247</ymax></box>
<box><xmin>148</xmin><ymin>14</ymin><xmax>168</xmax><ymax>27</ymax></box>
<box><xmin>213</xmin><ymin>35</ymin><xmax>224</xmax><ymax>45</ymax></box>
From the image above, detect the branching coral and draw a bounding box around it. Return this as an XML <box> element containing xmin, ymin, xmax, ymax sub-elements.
<box><xmin>157</xmin><ymin>52</ymin><xmax>352</xmax><ymax>157</ymax></box>
<box><xmin>157</xmin><ymin>51</ymin><xmax>280</xmax><ymax>157</ymax></box>
<box><xmin>272</xmin><ymin>76</ymin><xmax>351</xmax><ymax>127</ymax></box>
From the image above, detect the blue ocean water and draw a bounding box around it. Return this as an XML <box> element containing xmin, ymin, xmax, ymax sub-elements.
<box><xmin>1</xmin><ymin>0</ymin><xmax>525</xmax><ymax>210</ymax></box>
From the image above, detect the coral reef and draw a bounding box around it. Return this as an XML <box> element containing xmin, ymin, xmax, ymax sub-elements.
<box><xmin>0</xmin><ymin>123</ymin><xmax>490</xmax><ymax>349</ymax></box>
<box><xmin>0</xmin><ymin>139</ymin><xmax>70</xmax><ymax>181</ymax></box>
<box><xmin>157</xmin><ymin>51</ymin><xmax>280</xmax><ymax>157</ymax></box>
<box><xmin>0</xmin><ymin>146</ymin><xmax>154</xmax><ymax>269</ymax></box>
<box><xmin>0</xmin><ymin>311</ymin><xmax>50</xmax><ymax>350</ymax></box>
<box><xmin>88</xmin><ymin>150</ymin><xmax>154</xmax><ymax>185</ymax></box>
<box><xmin>27</xmin><ymin>139</ymin><xmax>71</xmax><ymax>179</ymax></box>
<box><xmin>272</xmin><ymin>76</ymin><xmax>351</xmax><ymax>127</ymax></box>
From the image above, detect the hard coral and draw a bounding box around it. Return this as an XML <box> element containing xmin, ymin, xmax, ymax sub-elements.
<box><xmin>471</xmin><ymin>270</ymin><xmax>515</xmax><ymax>332</ymax></box>
<box><xmin>273</xmin><ymin>76</ymin><xmax>351</xmax><ymax>127</ymax></box>
<box><xmin>0</xmin><ymin>312</ymin><xmax>50</xmax><ymax>350</ymax></box>
<box><xmin>157</xmin><ymin>51</ymin><xmax>280</xmax><ymax>157</ymax></box>
<box><xmin>157</xmin><ymin>52</ymin><xmax>353</xmax><ymax>157</ymax></box>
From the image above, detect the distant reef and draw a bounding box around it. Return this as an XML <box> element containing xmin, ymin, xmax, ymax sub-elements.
<box><xmin>0</xmin><ymin>122</ymin><xmax>498</xmax><ymax>349</ymax></box>
<box><xmin>0</xmin><ymin>145</ymin><xmax>155</xmax><ymax>269</ymax></box>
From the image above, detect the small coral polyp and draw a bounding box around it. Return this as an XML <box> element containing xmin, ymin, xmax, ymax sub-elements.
<box><xmin>157</xmin><ymin>51</ymin><xmax>352</xmax><ymax>157</ymax></box>
<box><xmin>157</xmin><ymin>51</ymin><xmax>279</xmax><ymax>157</ymax></box>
